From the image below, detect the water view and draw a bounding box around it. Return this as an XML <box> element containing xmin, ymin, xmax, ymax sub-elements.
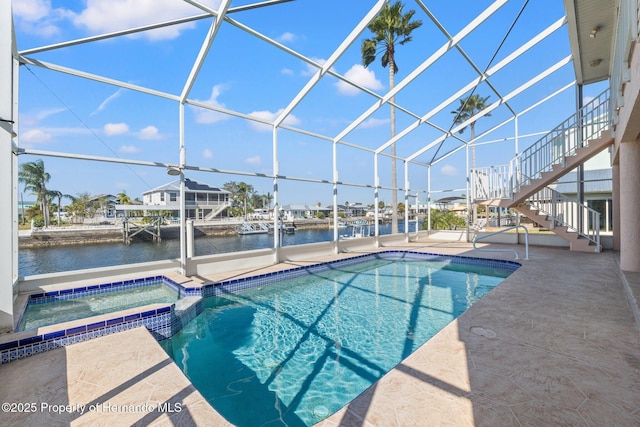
<box><xmin>19</xmin><ymin>222</ymin><xmax>419</xmax><ymax>276</ymax></box>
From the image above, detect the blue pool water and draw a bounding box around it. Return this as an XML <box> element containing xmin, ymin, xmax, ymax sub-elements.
<box><xmin>20</xmin><ymin>281</ymin><xmax>180</xmax><ymax>331</ymax></box>
<box><xmin>162</xmin><ymin>255</ymin><xmax>514</xmax><ymax>426</ymax></box>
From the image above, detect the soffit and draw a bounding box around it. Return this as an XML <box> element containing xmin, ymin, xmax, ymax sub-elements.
<box><xmin>564</xmin><ymin>0</ymin><xmax>617</xmax><ymax>84</ymax></box>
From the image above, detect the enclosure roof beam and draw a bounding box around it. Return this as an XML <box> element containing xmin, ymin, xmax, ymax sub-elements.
<box><xmin>406</xmin><ymin>55</ymin><xmax>572</xmax><ymax>162</ymax></box>
<box><xmin>18</xmin><ymin>57</ymin><xmax>180</xmax><ymax>102</ymax></box>
<box><xmin>273</xmin><ymin>0</ymin><xmax>388</xmax><ymax>128</ymax></box>
<box><xmin>377</xmin><ymin>16</ymin><xmax>567</xmax><ymax>157</ymax></box>
<box><xmin>18</xmin><ymin>0</ymin><xmax>294</xmax><ymax>56</ymax></box>
<box><xmin>336</xmin><ymin>0</ymin><xmax>508</xmax><ymax>146</ymax></box>
<box><xmin>415</xmin><ymin>0</ymin><xmax>517</xmax><ymax>116</ymax></box>
<box><xmin>180</xmin><ymin>0</ymin><xmax>231</xmax><ymax>102</ymax></box>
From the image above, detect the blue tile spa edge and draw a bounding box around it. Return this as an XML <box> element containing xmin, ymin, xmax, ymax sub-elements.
<box><xmin>1</xmin><ymin>306</ymin><xmax>175</xmax><ymax>365</ymax></box>
<box><xmin>3</xmin><ymin>275</ymin><xmax>206</xmax><ymax>365</ymax></box>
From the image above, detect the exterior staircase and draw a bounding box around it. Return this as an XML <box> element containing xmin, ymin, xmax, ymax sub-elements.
<box><xmin>471</xmin><ymin>89</ymin><xmax>614</xmax><ymax>252</ymax></box>
<box><xmin>513</xmin><ymin>188</ymin><xmax>603</xmax><ymax>252</ymax></box>
<box><xmin>203</xmin><ymin>202</ymin><xmax>231</xmax><ymax>220</ymax></box>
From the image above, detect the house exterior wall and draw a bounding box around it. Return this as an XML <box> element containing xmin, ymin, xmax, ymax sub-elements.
<box><xmin>613</xmin><ymin>12</ymin><xmax>640</xmax><ymax>271</ymax></box>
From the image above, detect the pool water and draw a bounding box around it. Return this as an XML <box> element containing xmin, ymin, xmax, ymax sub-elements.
<box><xmin>162</xmin><ymin>257</ymin><xmax>513</xmax><ymax>426</ymax></box>
<box><xmin>20</xmin><ymin>283</ymin><xmax>179</xmax><ymax>331</ymax></box>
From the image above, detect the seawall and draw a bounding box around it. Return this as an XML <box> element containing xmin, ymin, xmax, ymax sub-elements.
<box><xmin>18</xmin><ymin>219</ymin><xmax>336</xmax><ymax>248</ymax></box>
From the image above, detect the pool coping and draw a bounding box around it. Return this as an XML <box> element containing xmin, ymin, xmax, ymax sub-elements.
<box><xmin>2</xmin><ymin>243</ymin><xmax>637</xmax><ymax>426</ymax></box>
<box><xmin>15</xmin><ymin>275</ymin><xmax>185</xmax><ymax>331</ymax></box>
<box><xmin>1</xmin><ymin>250</ymin><xmax>519</xmax><ymax>365</ymax></box>
<box><xmin>2</xmin><ymin>274</ymin><xmax>204</xmax><ymax>365</ymax></box>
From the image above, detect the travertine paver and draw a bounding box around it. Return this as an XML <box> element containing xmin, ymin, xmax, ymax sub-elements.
<box><xmin>0</xmin><ymin>326</ymin><xmax>229</xmax><ymax>426</ymax></box>
<box><xmin>318</xmin><ymin>243</ymin><xmax>640</xmax><ymax>426</ymax></box>
<box><xmin>1</xmin><ymin>242</ymin><xmax>639</xmax><ymax>426</ymax></box>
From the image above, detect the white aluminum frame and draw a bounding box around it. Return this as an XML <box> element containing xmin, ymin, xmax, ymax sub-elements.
<box><xmin>4</xmin><ymin>0</ymin><xmax>588</xmax><ymax>330</ymax></box>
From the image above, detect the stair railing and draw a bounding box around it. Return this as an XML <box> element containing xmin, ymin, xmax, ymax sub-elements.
<box><xmin>517</xmin><ymin>88</ymin><xmax>610</xmax><ymax>192</ymax></box>
<box><xmin>526</xmin><ymin>187</ymin><xmax>601</xmax><ymax>251</ymax></box>
<box><xmin>470</xmin><ymin>163</ymin><xmax>514</xmax><ymax>201</ymax></box>
<box><xmin>471</xmin><ymin>88</ymin><xmax>610</xmax><ymax>203</ymax></box>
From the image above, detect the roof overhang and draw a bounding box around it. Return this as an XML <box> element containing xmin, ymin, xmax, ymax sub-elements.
<box><xmin>563</xmin><ymin>0</ymin><xmax>617</xmax><ymax>84</ymax></box>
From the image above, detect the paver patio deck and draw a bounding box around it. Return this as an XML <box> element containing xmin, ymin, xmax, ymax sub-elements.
<box><xmin>1</xmin><ymin>242</ymin><xmax>639</xmax><ymax>426</ymax></box>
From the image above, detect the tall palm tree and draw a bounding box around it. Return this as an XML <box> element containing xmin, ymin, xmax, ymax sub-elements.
<box><xmin>451</xmin><ymin>94</ymin><xmax>491</xmax><ymax>169</ymax></box>
<box><xmin>264</xmin><ymin>192</ymin><xmax>273</xmax><ymax>209</ymax></box>
<box><xmin>362</xmin><ymin>1</ymin><xmax>422</xmax><ymax>234</ymax></box>
<box><xmin>237</xmin><ymin>182</ymin><xmax>254</xmax><ymax>219</ymax></box>
<box><xmin>451</xmin><ymin>94</ymin><xmax>491</xmax><ymax>225</ymax></box>
<box><xmin>19</xmin><ymin>159</ymin><xmax>51</xmax><ymax>227</ymax></box>
<box><xmin>48</xmin><ymin>190</ymin><xmax>74</xmax><ymax>226</ymax></box>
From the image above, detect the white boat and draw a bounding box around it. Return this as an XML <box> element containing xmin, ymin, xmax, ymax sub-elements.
<box><xmin>339</xmin><ymin>220</ymin><xmax>372</xmax><ymax>240</ymax></box>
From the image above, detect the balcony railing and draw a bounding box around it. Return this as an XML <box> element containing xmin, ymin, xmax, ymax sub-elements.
<box><xmin>517</xmin><ymin>89</ymin><xmax>609</xmax><ymax>191</ymax></box>
<box><xmin>610</xmin><ymin>0</ymin><xmax>639</xmax><ymax>131</ymax></box>
<box><xmin>470</xmin><ymin>88</ymin><xmax>610</xmax><ymax>201</ymax></box>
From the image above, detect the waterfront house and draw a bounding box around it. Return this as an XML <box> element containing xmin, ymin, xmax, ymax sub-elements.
<box><xmin>142</xmin><ymin>179</ymin><xmax>231</xmax><ymax>220</ymax></box>
<box><xmin>280</xmin><ymin>204</ymin><xmax>332</xmax><ymax>220</ymax></box>
<box><xmin>338</xmin><ymin>203</ymin><xmax>367</xmax><ymax>217</ymax></box>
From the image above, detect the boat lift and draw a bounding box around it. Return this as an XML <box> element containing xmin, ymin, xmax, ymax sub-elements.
<box><xmin>116</xmin><ymin>204</ymin><xmax>170</xmax><ymax>245</ymax></box>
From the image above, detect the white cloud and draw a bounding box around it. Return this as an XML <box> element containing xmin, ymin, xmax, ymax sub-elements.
<box><xmin>13</xmin><ymin>0</ymin><xmax>222</xmax><ymax>40</ymax></box>
<box><xmin>281</xmin><ymin>68</ymin><xmax>294</xmax><ymax>76</ymax></box>
<box><xmin>13</xmin><ymin>0</ymin><xmax>51</xmax><ymax>22</ymax></box>
<box><xmin>440</xmin><ymin>164</ymin><xmax>458</xmax><ymax>176</ymax></box>
<box><xmin>361</xmin><ymin>117</ymin><xmax>389</xmax><ymax>129</ymax></box>
<box><xmin>104</xmin><ymin>122</ymin><xmax>129</xmax><ymax>136</ymax></box>
<box><xmin>335</xmin><ymin>64</ymin><xmax>383</xmax><ymax>95</ymax></box>
<box><xmin>247</xmin><ymin>109</ymin><xmax>301</xmax><ymax>132</ymax></box>
<box><xmin>20</xmin><ymin>129</ymin><xmax>53</xmax><ymax>144</ymax></box>
<box><xmin>71</xmin><ymin>0</ymin><xmax>220</xmax><ymax>41</ymax></box>
<box><xmin>203</xmin><ymin>148</ymin><xmax>213</xmax><ymax>159</ymax></box>
<box><xmin>138</xmin><ymin>125</ymin><xmax>163</xmax><ymax>140</ymax></box>
<box><xmin>20</xmin><ymin>108</ymin><xmax>66</xmax><ymax>127</ymax></box>
<box><xmin>276</xmin><ymin>32</ymin><xmax>297</xmax><ymax>43</ymax></box>
<box><xmin>245</xmin><ymin>155</ymin><xmax>261</xmax><ymax>165</ymax></box>
<box><xmin>12</xmin><ymin>0</ymin><xmax>64</xmax><ymax>37</ymax></box>
<box><xmin>119</xmin><ymin>145</ymin><xmax>140</xmax><ymax>153</ymax></box>
<box><xmin>91</xmin><ymin>89</ymin><xmax>123</xmax><ymax>116</ymax></box>
<box><xmin>192</xmin><ymin>84</ymin><xmax>231</xmax><ymax>124</ymax></box>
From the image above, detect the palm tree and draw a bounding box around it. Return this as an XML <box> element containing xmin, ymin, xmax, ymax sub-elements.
<box><xmin>48</xmin><ymin>190</ymin><xmax>74</xmax><ymax>226</ymax></box>
<box><xmin>19</xmin><ymin>159</ymin><xmax>51</xmax><ymax>227</ymax></box>
<box><xmin>362</xmin><ymin>1</ymin><xmax>422</xmax><ymax>235</ymax></box>
<box><xmin>67</xmin><ymin>192</ymin><xmax>92</xmax><ymax>223</ymax></box>
<box><xmin>116</xmin><ymin>191</ymin><xmax>131</xmax><ymax>205</ymax></box>
<box><xmin>263</xmin><ymin>192</ymin><xmax>273</xmax><ymax>209</ymax></box>
<box><xmin>225</xmin><ymin>182</ymin><xmax>255</xmax><ymax>220</ymax></box>
<box><xmin>451</xmin><ymin>94</ymin><xmax>491</xmax><ymax>225</ymax></box>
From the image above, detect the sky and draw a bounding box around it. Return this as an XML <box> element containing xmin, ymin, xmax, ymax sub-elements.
<box><xmin>12</xmin><ymin>0</ymin><xmax>609</xmax><ymax>206</ymax></box>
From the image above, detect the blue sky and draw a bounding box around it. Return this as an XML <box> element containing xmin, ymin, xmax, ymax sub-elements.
<box><xmin>13</xmin><ymin>0</ymin><xmax>608</xmax><ymax>206</ymax></box>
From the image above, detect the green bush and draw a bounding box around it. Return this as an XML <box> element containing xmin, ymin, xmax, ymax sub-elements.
<box><xmin>422</xmin><ymin>209</ymin><xmax>467</xmax><ymax>230</ymax></box>
<box><xmin>32</xmin><ymin>216</ymin><xmax>45</xmax><ymax>228</ymax></box>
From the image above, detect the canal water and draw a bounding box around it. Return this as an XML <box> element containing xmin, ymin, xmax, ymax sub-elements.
<box><xmin>19</xmin><ymin>222</ymin><xmax>419</xmax><ymax>276</ymax></box>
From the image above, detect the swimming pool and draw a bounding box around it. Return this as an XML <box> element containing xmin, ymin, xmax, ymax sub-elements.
<box><xmin>19</xmin><ymin>278</ymin><xmax>181</xmax><ymax>331</ymax></box>
<box><xmin>162</xmin><ymin>252</ymin><xmax>517</xmax><ymax>426</ymax></box>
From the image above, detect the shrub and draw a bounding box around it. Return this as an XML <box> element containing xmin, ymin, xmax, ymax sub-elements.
<box><xmin>32</xmin><ymin>216</ymin><xmax>45</xmax><ymax>228</ymax></box>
